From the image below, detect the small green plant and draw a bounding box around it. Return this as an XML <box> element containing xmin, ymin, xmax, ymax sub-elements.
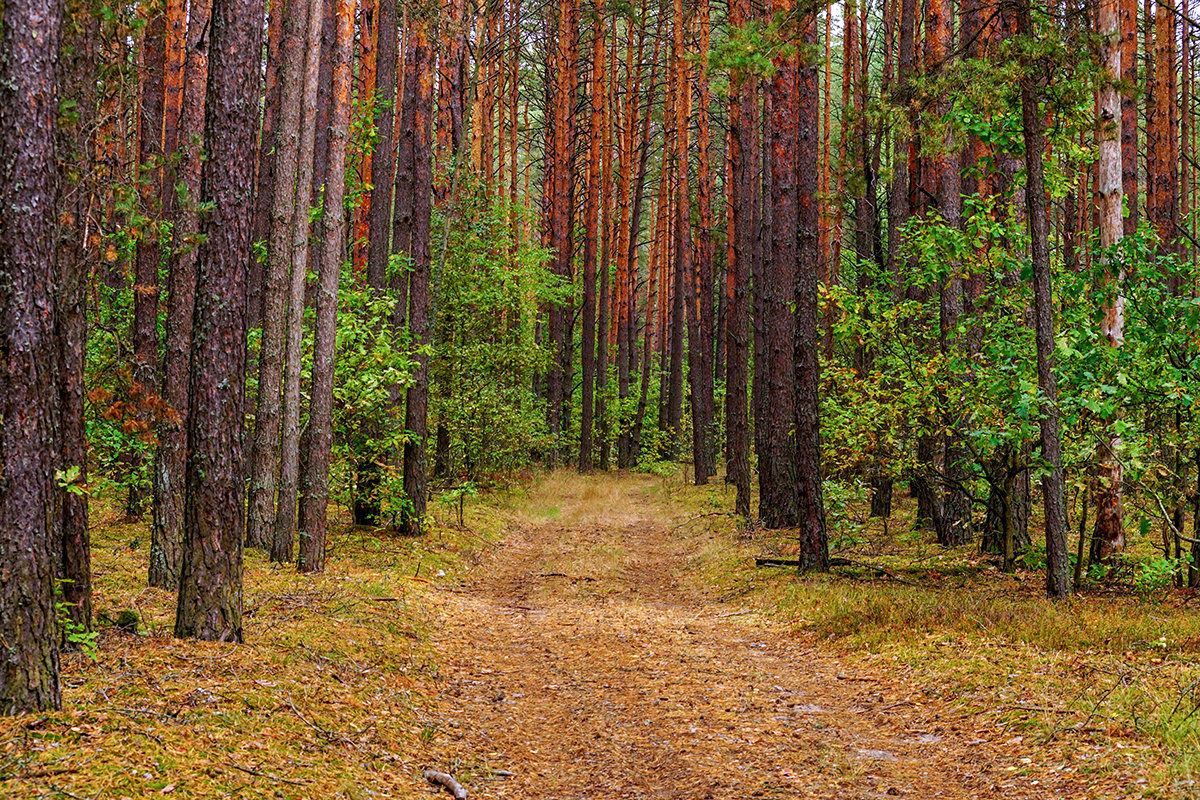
<box><xmin>1135</xmin><ymin>556</ymin><xmax>1186</xmax><ymax>593</ymax></box>
<box><xmin>439</xmin><ymin>482</ymin><xmax>478</xmax><ymax>527</ymax></box>
<box><xmin>56</xmin><ymin>465</ymin><xmax>88</xmax><ymax>497</ymax></box>
<box><xmin>56</xmin><ymin>597</ymin><xmax>100</xmax><ymax>661</ymax></box>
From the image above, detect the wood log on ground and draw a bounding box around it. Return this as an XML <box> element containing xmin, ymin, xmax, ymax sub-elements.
<box><xmin>424</xmin><ymin>769</ymin><xmax>468</xmax><ymax>799</ymax></box>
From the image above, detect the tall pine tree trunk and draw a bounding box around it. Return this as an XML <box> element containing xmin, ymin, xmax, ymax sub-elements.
<box><xmin>273</xmin><ymin>0</ymin><xmax>326</xmax><ymax>564</ymax></box>
<box><xmin>175</xmin><ymin>0</ymin><xmax>265</xmax><ymax>642</ymax></box>
<box><xmin>151</xmin><ymin>0</ymin><xmax>210</xmax><ymax>589</ymax></box>
<box><xmin>0</xmin><ymin>0</ymin><xmax>64</xmax><ymax>713</ymax></box>
<box><xmin>299</xmin><ymin>0</ymin><xmax>354</xmax><ymax>573</ymax></box>
<box><xmin>247</xmin><ymin>0</ymin><xmax>312</xmax><ymax>551</ymax></box>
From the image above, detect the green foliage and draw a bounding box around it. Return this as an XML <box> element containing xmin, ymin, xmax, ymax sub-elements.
<box><xmin>328</xmin><ymin>275</ymin><xmax>416</xmax><ymax>521</ymax></box>
<box><xmin>428</xmin><ymin>178</ymin><xmax>558</xmax><ymax>484</ymax></box>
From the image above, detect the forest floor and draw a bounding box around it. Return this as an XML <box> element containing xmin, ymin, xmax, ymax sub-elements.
<box><xmin>2</xmin><ymin>470</ymin><xmax>1198</xmax><ymax>799</ymax></box>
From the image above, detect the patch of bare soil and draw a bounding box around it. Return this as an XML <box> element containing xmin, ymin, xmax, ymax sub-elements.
<box><xmin>419</xmin><ymin>477</ymin><xmax>1142</xmax><ymax>799</ymax></box>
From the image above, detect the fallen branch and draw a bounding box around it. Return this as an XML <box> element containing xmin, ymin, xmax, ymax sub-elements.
<box><xmin>713</xmin><ymin>610</ymin><xmax>753</xmax><ymax>619</ymax></box>
<box><xmin>230</xmin><ymin>761</ymin><xmax>308</xmax><ymax>787</ymax></box>
<box><xmin>424</xmin><ymin>769</ymin><xmax>468</xmax><ymax>799</ymax></box>
<box><xmin>755</xmin><ymin>557</ymin><xmax>853</xmax><ymax>568</ymax></box>
<box><xmin>285</xmin><ymin>694</ymin><xmax>356</xmax><ymax>748</ymax></box>
<box><xmin>671</xmin><ymin>511</ymin><xmax>737</xmax><ymax>531</ymax></box>
<box><xmin>755</xmin><ymin>557</ymin><xmax>917</xmax><ymax>585</ymax></box>
<box><xmin>538</xmin><ymin>572</ymin><xmax>596</xmax><ymax>582</ymax></box>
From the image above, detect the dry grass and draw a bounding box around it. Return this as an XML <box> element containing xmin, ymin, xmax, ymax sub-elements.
<box><xmin>0</xmin><ymin>491</ymin><xmax>507</xmax><ymax>800</ymax></box>
<box><xmin>658</xmin><ymin>473</ymin><xmax>1200</xmax><ymax>794</ymax></box>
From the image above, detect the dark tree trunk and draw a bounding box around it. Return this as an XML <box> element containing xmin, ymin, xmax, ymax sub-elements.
<box><xmin>399</xmin><ymin>22</ymin><xmax>434</xmax><ymax>536</ymax></box>
<box><xmin>667</xmin><ymin>0</ymin><xmax>689</xmax><ymax>461</ymax></box>
<box><xmin>175</xmin><ymin>0</ymin><xmax>264</xmax><ymax>640</ymax></box>
<box><xmin>151</xmin><ymin>0</ymin><xmax>210</xmax><ymax>590</ymax></box>
<box><xmin>365</xmin><ymin>0</ymin><xmax>399</xmax><ymax>289</ymax></box>
<box><xmin>57</xmin><ymin>0</ymin><xmax>99</xmax><ymax>630</ymax></box>
<box><xmin>725</xmin><ymin>0</ymin><xmax>754</xmax><ymax>520</ymax></box>
<box><xmin>691</xmin><ymin>0</ymin><xmax>716</xmax><ymax>483</ymax></box>
<box><xmin>930</xmin><ymin>0</ymin><xmax>970</xmax><ymax>548</ymax></box>
<box><xmin>0</xmin><ymin>0</ymin><xmax>63</xmax><ymax>713</ymax></box>
<box><xmin>298</xmin><ymin>0</ymin><xmax>354</xmax><ymax>574</ymax></box>
<box><xmin>752</xmin><ymin>80</ymin><xmax>770</xmax><ymax>507</ymax></box>
<box><xmin>129</xmin><ymin>5</ymin><xmax>169</xmax><ymax>520</ymax></box>
<box><xmin>579</xmin><ymin>1</ymin><xmax>605</xmax><ymax>473</ymax></box>
<box><xmin>546</xmin><ymin>0</ymin><xmax>578</xmax><ymax>463</ymax></box>
<box><xmin>760</xmin><ymin>0</ymin><xmax>799</xmax><ymax>529</ymax></box>
<box><xmin>250</xmin><ymin>0</ymin><xmax>287</xmax><ymax>326</ymax></box>
<box><xmin>794</xmin><ymin>9</ymin><xmax>827</xmax><ymax>569</ymax></box>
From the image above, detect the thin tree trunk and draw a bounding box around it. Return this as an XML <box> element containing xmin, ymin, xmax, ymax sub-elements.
<box><xmin>579</xmin><ymin>0</ymin><xmax>605</xmax><ymax>472</ymax></box>
<box><xmin>1014</xmin><ymin>0</ymin><xmax>1071</xmax><ymax>597</ymax></box>
<box><xmin>273</xmin><ymin>0</ymin><xmax>326</xmax><ymax>564</ymax></box>
<box><xmin>251</xmin><ymin>0</ymin><xmax>287</xmax><ymax>324</ymax></box>
<box><xmin>299</xmin><ymin>0</ymin><xmax>355</xmax><ymax>573</ymax></box>
<box><xmin>690</xmin><ymin>0</ymin><xmax>716</xmax><ymax>483</ymax></box>
<box><xmin>726</xmin><ymin>0</ymin><xmax>754</xmax><ymax>520</ymax></box>
<box><xmin>1093</xmin><ymin>0</ymin><xmax>1127</xmax><ymax>562</ymax></box>
<box><xmin>247</xmin><ymin>0</ymin><xmax>312</xmax><ymax>551</ymax></box>
<box><xmin>399</xmin><ymin>20</ymin><xmax>435</xmax><ymax>535</ymax></box>
<box><xmin>667</xmin><ymin>0</ymin><xmax>689</xmax><ymax>460</ymax></box>
<box><xmin>57</xmin><ymin>0</ymin><xmax>100</xmax><ymax>633</ymax></box>
<box><xmin>795</xmin><ymin>7</ymin><xmax>828</xmax><ymax>569</ymax></box>
<box><xmin>760</xmin><ymin>0</ymin><xmax>800</xmax><ymax>528</ymax></box>
<box><xmin>129</xmin><ymin>3</ymin><xmax>169</xmax><ymax>520</ymax></box>
<box><xmin>365</xmin><ymin>0</ymin><xmax>399</xmax><ymax>289</ymax></box>
<box><xmin>151</xmin><ymin>0</ymin><xmax>210</xmax><ymax>589</ymax></box>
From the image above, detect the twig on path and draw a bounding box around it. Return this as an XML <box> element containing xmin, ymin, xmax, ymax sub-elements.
<box><xmin>712</xmin><ymin>610</ymin><xmax>753</xmax><ymax>619</ymax></box>
<box><xmin>285</xmin><ymin>694</ymin><xmax>356</xmax><ymax>748</ymax></box>
<box><xmin>424</xmin><ymin>769</ymin><xmax>468</xmax><ymax>799</ymax></box>
<box><xmin>672</xmin><ymin>511</ymin><xmax>738</xmax><ymax>531</ymax></box>
<box><xmin>229</xmin><ymin>760</ymin><xmax>308</xmax><ymax>787</ymax></box>
<box><xmin>836</xmin><ymin>674</ymin><xmax>879</xmax><ymax>682</ymax></box>
<box><xmin>538</xmin><ymin>572</ymin><xmax>596</xmax><ymax>582</ymax></box>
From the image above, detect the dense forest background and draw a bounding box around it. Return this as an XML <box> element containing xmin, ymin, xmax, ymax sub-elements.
<box><xmin>2</xmin><ymin>0</ymin><xmax>1200</xmax><ymax>717</ymax></box>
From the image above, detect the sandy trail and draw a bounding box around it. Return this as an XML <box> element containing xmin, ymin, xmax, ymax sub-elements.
<box><xmin>420</xmin><ymin>476</ymin><xmax>1101</xmax><ymax>799</ymax></box>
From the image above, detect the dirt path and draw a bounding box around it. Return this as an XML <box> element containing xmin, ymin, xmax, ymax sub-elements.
<box><xmin>420</xmin><ymin>475</ymin><xmax>1105</xmax><ymax>799</ymax></box>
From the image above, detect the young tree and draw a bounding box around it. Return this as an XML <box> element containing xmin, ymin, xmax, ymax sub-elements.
<box><xmin>0</xmin><ymin>0</ymin><xmax>64</xmax><ymax>713</ymax></box>
<box><xmin>175</xmin><ymin>0</ymin><xmax>265</xmax><ymax>642</ymax></box>
<box><xmin>1093</xmin><ymin>0</ymin><xmax>1126</xmax><ymax>562</ymax></box>
<box><xmin>1014</xmin><ymin>0</ymin><xmax>1071</xmax><ymax>598</ymax></box>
